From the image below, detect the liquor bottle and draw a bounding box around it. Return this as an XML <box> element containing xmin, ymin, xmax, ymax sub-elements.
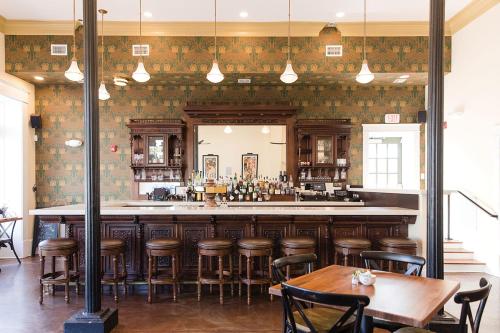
<box><xmin>279</xmin><ymin>171</ymin><xmax>283</xmax><ymax>182</ymax></box>
<box><xmin>340</xmin><ymin>168</ymin><xmax>347</xmax><ymax>180</ymax></box>
<box><xmin>283</xmin><ymin>171</ymin><xmax>288</xmax><ymax>183</ymax></box>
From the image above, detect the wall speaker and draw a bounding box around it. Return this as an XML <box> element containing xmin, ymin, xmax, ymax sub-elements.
<box><xmin>417</xmin><ymin>111</ymin><xmax>427</xmax><ymax>123</ymax></box>
<box><xmin>30</xmin><ymin>115</ymin><xmax>42</xmax><ymax>129</ymax></box>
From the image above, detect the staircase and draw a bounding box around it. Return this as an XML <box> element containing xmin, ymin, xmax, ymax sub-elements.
<box><xmin>444</xmin><ymin>240</ymin><xmax>486</xmax><ymax>273</ymax></box>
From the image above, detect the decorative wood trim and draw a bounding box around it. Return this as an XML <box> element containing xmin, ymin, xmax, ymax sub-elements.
<box><xmin>447</xmin><ymin>0</ymin><xmax>499</xmax><ymax>34</ymax></box>
<box><xmin>184</xmin><ymin>104</ymin><xmax>297</xmax><ymax>120</ymax></box>
<box><xmin>0</xmin><ymin>16</ymin><xmax>6</xmax><ymax>33</ymax></box>
<box><xmin>2</xmin><ymin>20</ymin><xmax>326</xmax><ymax>37</ymax></box>
<box><xmin>335</xmin><ymin>21</ymin><xmax>451</xmax><ymax>36</ymax></box>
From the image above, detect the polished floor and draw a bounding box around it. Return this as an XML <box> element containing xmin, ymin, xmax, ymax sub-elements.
<box><xmin>0</xmin><ymin>257</ymin><xmax>498</xmax><ymax>333</ymax></box>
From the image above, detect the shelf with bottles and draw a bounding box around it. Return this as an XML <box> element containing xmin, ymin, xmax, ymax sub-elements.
<box><xmin>133</xmin><ymin>168</ymin><xmax>183</xmax><ymax>182</ymax></box>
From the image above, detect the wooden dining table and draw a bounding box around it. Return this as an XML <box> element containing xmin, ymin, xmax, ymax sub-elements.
<box><xmin>269</xmin><ymin>264</ymin><xmax>460</xmax><ymax>333</ymax></box>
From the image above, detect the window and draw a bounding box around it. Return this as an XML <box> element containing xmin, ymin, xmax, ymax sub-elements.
<box><xmin>366</xmin><ymin>137</ymin><xmax>402</xmax><ymax>188</ymax></box>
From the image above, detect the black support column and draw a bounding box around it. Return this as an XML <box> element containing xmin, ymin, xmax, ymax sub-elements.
<box><xmin>64</xmin><ymin>0</ymin><xmax>118</xmax><ymax>331</ymax></box>
<box><xmin>426</xmin><ymin>0</ymin><xmax>445</xmax><ymax>280</ymax></box>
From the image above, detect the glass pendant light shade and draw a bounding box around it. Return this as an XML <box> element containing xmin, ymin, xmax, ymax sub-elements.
<box><xmin>132</xmin><ymin>59</ymin><xmax>150</xmax><ymax>83</ymax></box>
<box><xmin>65</xmin><ymin>59</ymin><xmax>84</xmax><ymax>82</ymax></box>
<box><xmin>223</xmin><ymin>125</ymin><xmax>232</xmax><ymax>134</ymax></box>
<box><xmin>98</xmin><ymin>81</ymin><xmax>110</xmax><ymax>100</ymax></box>
<box><xmin>280</xmin><ymin>60</ymin><xmax>298</xmax><ymax>84</ymax></box>
<box><xmin>207</xmin><ymin>60</ymin><xmax>224</xmax><ymax>83</ymax></box>
<box><xmin>261</xmin><ymin>126</ymin><xmax>270</xmax><ymax>134</ymax></box>
<box><xmin>356</xmin><ymin>59</ymin><xmax>374</xmax><ymax>84</ymax></box>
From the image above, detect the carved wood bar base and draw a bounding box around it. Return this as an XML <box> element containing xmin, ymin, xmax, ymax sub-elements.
<box><xmin>39</xmin><ymin>214</ymin><xmax>416</xmax><ymax>282</ymax></box>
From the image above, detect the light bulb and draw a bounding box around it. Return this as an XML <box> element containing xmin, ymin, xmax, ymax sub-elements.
<box><xmin>65</xmin><ymin>59</ymin><xmax>84</xmax><ymax>82</ymax></box>
<box><xmin>224</xmin><ymin>126</ymin><xmax>232</xmax><ymax>134</ymax></box>
<box><xmin>261</xmin><ymin>126</ymin><xmax>270</xmax><ymax>134</ymax></box>
<box><xmin>280</xmin><ymin>60</ymin><xmax>298</xmax><ymax>84</ymax></box>
<box><xmin>207</xmin><ymin>59</ymin><xmax>224</xmax><ymax>83</ymax></box>
<box><xmin>98</xmin><ymin>81</ymin><xmax>110</xmax><ymax>100</ymax></box>
<box><xmin>356</xmin><ymin>59</ymin><xmax>375</xmax><ymax>84</ymax></box>
<box><xmin>132</xmin><ymin>59</ymin><xmax>150</xmax><ymax>83</ymax></box>
<box><xmin>113</xmin><ymin>76</ymin><xmax>128</xmax><ymax>86</ymax></box>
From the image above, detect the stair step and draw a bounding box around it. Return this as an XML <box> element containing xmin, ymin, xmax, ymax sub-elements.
<box><xmin>444</xmin><ymin>259</ymin><xmax>485</xmax><ymax>265</ymax></box>
<box><xmin>444</xmin><ymin>240</ymin><xmax>464</xmax><ymax>249</ymax></box>
<box><xmin>444</xmin><ymin>259</ymin><xmax>486</xmax><ymax>273</ymax></box>
<box><xmin>444</xmin><ymin>250</ymin><xmax>474</xmax><ymax>260</ymax></box>
<box><xmin>444</xmin><ymin>248</ymin><xmax>473</xmax><ymax>253</ymax></box>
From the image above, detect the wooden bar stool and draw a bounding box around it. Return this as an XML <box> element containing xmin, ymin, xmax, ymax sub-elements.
<box><xmin>197</xmin><ymin>238</ymin><xmax>234</xmax><ymax>305</ymax></box>
<box><xmin>280</xmin><ymin>236</ymin><xmax>316</xmax><ymax>279</ymax></box>
<box><xmin>101</xmin><ymin>238</ymin><xmax>127</xmax><ymax>302</ymax></box>
<box><xmin>146</xmin><ymin>238</ymin><xmax>181</xmax><ymax>303</ymax></box>
<box><xmin>333</xmin><ymin>238</ymin><xmax>371</xmax><ymax>267</ymax></box>
<box><xmin>379</xmin><ymin>237</ymin><xmax>418</xmax><ymax>273</ymax></box>
<box><xmin>38</xmin><ymin>238</ymin><xmax>80</xmax><ymax>304</ymax></box>
<box><xmin>237</xmin><ymin>237</ymin><xmax>273</xmax><ymax>305</ymax></box>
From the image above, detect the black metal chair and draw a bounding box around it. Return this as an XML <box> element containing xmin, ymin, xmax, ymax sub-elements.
<box><xmin>395</xmin><ymin>278</ymin><xmax>492</xmax><ymax>333</ymax></box>
<box><xmin>272</xmin><ymin>253</ymin><xmax>317</xmax><ymax>283</ymax></box>
<box><xmin>281</xmin><ymin>282</ymin><xmax>370</xmax><ymax>333</ymax></box>
<box><xmin>361</xmin><ymin>251</ymin><xmax>426</xmax><ymax>332</ymax></box>
<box><xmin>0</xmin><ymin>218</ymin><xmax>21</xmax><ymax>269</ymax></box>
<box><xmin>361</xmin><ymin>250</ymin><xmax>426</xmax><ymax>276</ymax></box>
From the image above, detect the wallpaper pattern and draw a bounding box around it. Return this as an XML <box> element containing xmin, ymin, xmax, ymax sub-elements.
<box><xmin>34</xmin><ymin>84</ymin><xmax>425</xmax><ymax>207</ymax></box>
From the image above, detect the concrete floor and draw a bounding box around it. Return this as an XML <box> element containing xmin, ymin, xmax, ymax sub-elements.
<box><xmin>0</xmin><ymin>258</ymin><xmax>498</xmax><ymax>333</ymax></box>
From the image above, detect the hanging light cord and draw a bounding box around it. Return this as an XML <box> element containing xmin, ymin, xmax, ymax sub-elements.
<box><xmin>363</xmin><ymin>0</ymin><xmax>367</xmax><ymax>61</ymax></box>
<box><xmin>72</xmin><ymin>0</ymin><xmax>76</xmax><ymax>60</ymax></box>
<box><xmin>139</xmin><ymin>0</ymin><xmax>143</xmax><ymax>61</ymax></box>
<box><xmin>214</xmin><ymin>0</ymin><xmax>218</xmax><ymax>61</ymax></box>
<box><xmin>287</xmin><ymin>0</ymin><xmax>291</xmax><ymax>61</ymax></box>
<box><xmin>101</xmin><ymin>10</ymin><xmax>105</xmax><ymax>82</ymax></box>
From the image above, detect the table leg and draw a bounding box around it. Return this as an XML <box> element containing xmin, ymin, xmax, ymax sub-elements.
<box><xmin>361</xmin><ymin>315</ymin><xmax>373</xmax><ymax>333</ymax></box>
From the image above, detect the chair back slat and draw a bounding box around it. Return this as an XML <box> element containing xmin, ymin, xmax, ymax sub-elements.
<box><xmin>361</xmin><ymin>250</ymin><xmax>426</xmax><ymax>276</ymax></box>
<box><xmin>272</xmin><ymin>254</ymin><xmax>317</xmax><ymax>283</ymax></box>
<box><xmin>281</xmin><ymin>282</ymin><xmax>370</xmax><ymax>333</ymax></box>
<box><xmin>454</xmin><ymin>278</ymin><xmax>492</xmax><ymax>333</ymax></box>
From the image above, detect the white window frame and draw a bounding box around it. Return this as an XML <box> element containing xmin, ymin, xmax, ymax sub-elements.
<box><xmin>362</xmin><ymin>123</ymin><xmax>421</xmax><ymax>190</ymax></box>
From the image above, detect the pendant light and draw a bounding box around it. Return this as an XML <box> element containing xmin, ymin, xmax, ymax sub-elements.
<box><xmin>132</xmin><ymin>0</ymin><xmax>150</xmax><ymax>83</ymax></box>
<box><xmin>355</xmin><ymin>0</ymin><xmax>374</xmax><ymax>84</ymax></box>
<box><xmin>206</xmin><ymin>0</ymin><xmax>224</xmax><ymax>83</ymax></box>
<box><xmin>280</xmin><ymin>0</ymin><xmax>298</xmax><ymax>84</ymax></box>
<box><xmin>98</xmin><ymin>9</ymin><xmax>110</xmax><ymax>100</ymax></box>
<box><xmin>64</xmin><ymin>0</ymin><xmax>84</xmax><ymax>82</ymax></box>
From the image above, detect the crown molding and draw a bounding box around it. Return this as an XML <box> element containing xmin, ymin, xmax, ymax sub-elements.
<box><xmin>447</xmin><ymin>0</ymin><xmax>499</xmax><ymax>34</ymax></box>
<box><xmin>2</xmin><ymin>20</ymin><xmax>327</xmax><ymax>37</ymax></box>
<box><xmin>336</xmin><ymin>21</ymin><xmax>452</xmax><ymax>36</ymax></box>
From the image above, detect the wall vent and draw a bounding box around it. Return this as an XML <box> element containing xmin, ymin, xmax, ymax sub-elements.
<box><xmin>132</xmin><ymin>44</ymin><xmax>150</xmax><ymax>56</ymax></box>
<box><xmin>237</xmin><ymin>78</ymin><xmax>251</xmax><ymax>84</ymax></box>
<box><xmin>325</xmin><ymin>45</ymin><xmax>342</xmax><ymax>57</ymax></box>
<box><xmin>51</xmin><ymin>44</ymin><xmax>68</xmax><ymax>56</ymax></box>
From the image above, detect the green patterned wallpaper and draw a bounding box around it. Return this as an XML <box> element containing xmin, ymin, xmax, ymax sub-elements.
<box><xmin>34</xmin><ymin>83</ymin><xmax>425</xmax><ymax>207</ymax></box>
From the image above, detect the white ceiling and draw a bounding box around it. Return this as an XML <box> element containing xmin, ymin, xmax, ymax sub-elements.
<box><xmin>0</xmin><ymin>0</ymin><xmax>472</xmax><ymax>22</ymax></box>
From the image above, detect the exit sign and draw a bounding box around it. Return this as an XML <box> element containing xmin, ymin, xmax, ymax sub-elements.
<box><xmin>385</xmin><ymin>114</ymin><xmax>400</xmax><ymax>124</ymax></box>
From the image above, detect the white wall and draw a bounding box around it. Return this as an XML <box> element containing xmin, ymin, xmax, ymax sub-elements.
<box><xmin>197</xmin><ymin>125</ymin><xmax>287</xmax><ymax>178</ymax></box>
<box><xmin>443</xmin><ymin>5</ymin><xmax>500</xmax><ymax>275</ymax></box>
<box><xmin>0</xmin><ymin>32</ymin><xmax>36</xmax><ymax>259</ymax></box>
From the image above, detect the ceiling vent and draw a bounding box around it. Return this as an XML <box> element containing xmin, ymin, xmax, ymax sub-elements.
<box><xmin>325</xmin><ymin>45</ymin><xmax>342</xmax><ymax>57</ymax></box>
<box><xmin>132</xmin><ymin>44</ymin><xmax>150</xmax><ymax>56</ymax></box>
<box><xmin>51</xmin><ymin>44</ymin><xmax>68</xmax><ymax>56</ymax></box>
<box><xmin>237</xmin><ymin>78</ymin><xmax>251</xmax><ymax>84</ymax></box>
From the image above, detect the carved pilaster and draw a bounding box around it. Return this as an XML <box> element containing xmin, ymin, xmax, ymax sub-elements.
<box><xmin>210</xmin><ymin>215</ymin><xmax>216</xmax><ymax>238</ymax></box>
<box><xmin>251</xmin><ymin>216</ymin><xmax>257</xmax><ymax>237</ymax></box>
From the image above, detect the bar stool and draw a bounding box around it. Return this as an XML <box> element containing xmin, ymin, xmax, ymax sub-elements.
<box><xmin>333</xmin><ymin>238</ymin><xmax>371</xmax><ymax>267</ymax></box>
<box><xmin>379</xmin><ymin>237</ymin><xmax>418</xmax><ymax>273</ymax></box>
<box><xmin>237</xmin><ymin>237</ymin><xmax>273</xmax><ymax>305</ymax></box>
<box><xmin>38</xmin><ymin>238</ymin><xmax>80</xmax><ymax>304</ymax></box>
<box><xmin>101</xmin><ymin>238</ymin><xmax>127</xmax><ymax>302</ymax></box>
<box><xmin>197</xmin><ymin>238</ymin><xmax>234</xmax><ymax>305</ymax></box>
<box><xmin>146</xmin><ymin>238</ymin><xmax>181</xmax><ymax>303</ymax></box>
<box><xmin>280</xmin><ymin>236</ymin><xmax>316</xmax><ymax>279</ymax></box>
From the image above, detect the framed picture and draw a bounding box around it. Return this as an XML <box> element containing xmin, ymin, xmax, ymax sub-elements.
<box><xmin>242</xmin><ymin>153</ymin><xmax>258</xmax><ymax>180</ymax></box>
<box><xmin>202</xmin><ymin>154</ymin><xmax>219</xmax><ymax>180</ymax></box>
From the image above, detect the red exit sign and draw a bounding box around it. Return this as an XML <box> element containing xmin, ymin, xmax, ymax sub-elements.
<box><xmin>385</xmin><ymin>114</ymin><xmax>400</xmax><ymax>124</ymax></box>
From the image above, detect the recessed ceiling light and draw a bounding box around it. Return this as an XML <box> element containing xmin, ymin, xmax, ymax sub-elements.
<box><xmin>399</xmin><ymin>74</ymin><xmax>410</xmax><ymax>79</ymax></box>
<box><xmin>144</xmin><ymin>11</ymin><xmax>153</xmax><ymax>18</ymax></box>
<box><xmin>239</xmin><ymin>11</ymin><xmax>249</xmax><ymax>18</ymax></box>
<box><xmin>336</xmin><ymin>12</ymin><xmax>345</xmax><ymax>18</ymax></box>
<box><xmin>33</xmin><ymin>76</ymin><xmax>44</xmax><ymax>81</ymax></box>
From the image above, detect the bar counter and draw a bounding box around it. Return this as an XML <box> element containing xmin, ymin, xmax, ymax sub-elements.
<box><xmin>30</xmin><ymin>201</ymin><xmax>419</xmax><ymax>281</ymax></box>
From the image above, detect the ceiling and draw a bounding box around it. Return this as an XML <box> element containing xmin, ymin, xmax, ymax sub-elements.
<box><xmin>0</xmin><ymin>0</ymin><xmax>471</xmax><ymax>22</ymax></box>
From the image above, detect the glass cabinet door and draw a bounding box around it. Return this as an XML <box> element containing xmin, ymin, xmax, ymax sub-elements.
<box><xmin>316</xmin><ymin>136</ymin><xmax>334</xmax><ymax>164</ymax></box>
<box><xmin>147</xmin><ymin>136</ymin><xmax>165</xmax><ymax>165</ymax></box>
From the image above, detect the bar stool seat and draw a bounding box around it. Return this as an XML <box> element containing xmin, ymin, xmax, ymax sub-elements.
<box><xmin>281</xmin><ymin>236</ymin><xmax>316</xmax><ymax>249</ymax></box>
<box><xmin>237</xmin><ymin>238</ymin><xmax>273</xmax><ymax>305</ymax></box>
<box><xmin>100</xmin><ymin>238</ymin><xmax>127</xmax><ymax>302</ymax></box>
<box><xmin>334</xmin><ymin>238</ymin><xmax>371</xmax><ymax>267</ymax></box>
<box><xmin>197</xmin><ymin>238</ymin><xmax>234</xmax><ymax>304</ymax></box>
<box><xmin>146</xmin><ymin>238</ymin><xmax>181</xmax><ymax>303</ymax></box>
<box><xmin>38</xmin><ymin>238</ymin><xmax>80</xmax><ymax>304</ymax></box>
<box><xmin>379</xmin><ymin>237</ymin><xmax>418</xmax><ymax>249</ymax></box>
